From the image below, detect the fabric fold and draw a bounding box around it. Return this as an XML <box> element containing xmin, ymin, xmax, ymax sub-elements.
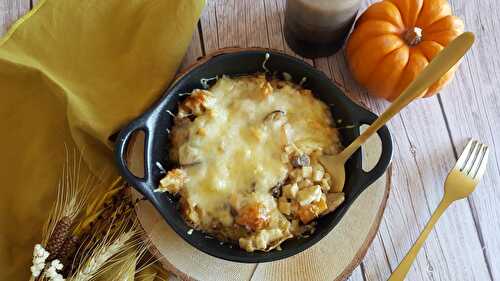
<box><xmin>0</xmin><ymin>0</ymin><xmax>205</xmax><ymax>279</ymax></box>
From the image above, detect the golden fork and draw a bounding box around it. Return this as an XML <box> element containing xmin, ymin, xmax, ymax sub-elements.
<box><xmin>388</xmin><ymin>139</ymin><xmax>490</xmax><ymax>281</ymax></box>
<box><xmin>320</xmin><ymin>32</ymin><xmax>475</xmax><ymax>193</ymax></box>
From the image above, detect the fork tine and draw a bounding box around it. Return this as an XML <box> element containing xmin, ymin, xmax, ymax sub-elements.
<box><xmin>472</xmin><ymin>145</ymin><xmax>490</xmax><ymax>180</ymax></box>
<box><xmin>467</xmin><ymin>143</ymin><xmax>485</xmax><ymax>176</ymax></box>
<box><xmin>462</xmin><ymin>140</ymin><xmax>480</xmax><ymax>173</ymax></box>
<box><xmin>456</xmin><ymin>139</ymin><xmax>475</xmax><ymax>170</ymax></box>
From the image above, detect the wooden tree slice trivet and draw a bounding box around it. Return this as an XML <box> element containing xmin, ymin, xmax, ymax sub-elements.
<box><xmin>128</xmin><ymin>123</ymin><xmax>392</xmax><ymax>281</ymax></box>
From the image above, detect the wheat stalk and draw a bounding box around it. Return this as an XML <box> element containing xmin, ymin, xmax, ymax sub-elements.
<box><xmin>105</xmin><ymin>240</ymin><xmax>153</xmax><ymax>281</ymax></box>
<box><xmin>110</xmin><ymin>250</ymin><xmax>139</xmax><ymax>281</ymax></box>
<box><xmin>72</xmin><ymin>178</ymin><xmax>124</xmax><ymax>236</ymax></box>
<box><xmin>134</xmin><ymin>260</ymin><xmax>170</xmax><ymax>281</ymax></box>
<box><xmin>100</xmin><ymin>237</ymin><xmax>154</xmax><ymax>281</ymax></box>
<box><xmin>69</xmin><ymin>230</ymin><xmax>135</xmax><ymax>281</ymax></box>
<box><xmin>30</xmin><ymin>145</ymin><xmax>163</xmax><ymax>280</ymax></box>
<box><xmin>41</xmin><ymin>146</ymin><xmax>94</xmax><ymax>245</ymax></box>
<box><xmin>68</xmin><ymin>204</ymin><xmax>149</xmax><ymax>281</ymax></box>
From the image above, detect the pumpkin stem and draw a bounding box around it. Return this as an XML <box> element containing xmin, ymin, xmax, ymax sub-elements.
<box><xmin>403</xmin><ymin>27</ymin><xmax>423</xmax><ymax>46</ymax></box>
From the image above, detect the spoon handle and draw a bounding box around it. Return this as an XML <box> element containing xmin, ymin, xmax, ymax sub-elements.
<box><xmin>339</xmin><ymin>32</ymin><xmax>475</xmax><ymax>161</ymax></box>
<box><xmin>387</xmin><ymin>198</ymin><xmax>452</xmax><ymax>281</ymax></box>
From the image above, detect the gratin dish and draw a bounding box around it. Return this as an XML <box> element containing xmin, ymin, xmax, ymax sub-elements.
<box><xmin>115</xmin><ymin>48</ymin><xmax>393</xmax><ymax>263</ymax></box>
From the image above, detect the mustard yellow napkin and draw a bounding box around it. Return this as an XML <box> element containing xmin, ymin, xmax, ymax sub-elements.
<box><xmin>0</xmin><ymin>0</ymin><xmax>204</xmax><ymax>279</ymax></box>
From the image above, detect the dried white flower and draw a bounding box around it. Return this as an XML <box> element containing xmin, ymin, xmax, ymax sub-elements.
<box><xmin>45</xmin><ymin>259</ymin><xmax>65</xmax><ymax>281</ymax></box>
<box><xmin>30</xmin><ymin>244</ymin><xmax>49</xmax><ymax>277</ymax></box>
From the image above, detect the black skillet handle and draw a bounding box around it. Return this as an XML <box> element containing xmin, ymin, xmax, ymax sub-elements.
<box><xmin>356</xmin><ymin>111</ymin><xmax>393</xmax><ymax>188</ymax></box>
<box><xmin>115</xmin><ymin>115</ymin><xmax>155</xmax><ymax>198</ymax></box>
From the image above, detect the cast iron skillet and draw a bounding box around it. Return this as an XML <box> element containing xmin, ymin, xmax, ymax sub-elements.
<box><xmin>115</xmin><ymin>48</ymin><xmax>392</xmax><ymax>263</ymax></box>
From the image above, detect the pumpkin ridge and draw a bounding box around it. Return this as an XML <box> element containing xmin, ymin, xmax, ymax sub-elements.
<box><xmin>348</xmin><ymin>35</ymin><xmax>404</xmax><ymax>84</ymax></box>
<box><xmin>347</xmin><ymin>21</ymin><xmax>402</xmax><ymax>56</ymax></box>
<box><xmin>364</xmin><ymin>44</ymin><xmax>408</xmax><ymax>87</ymax></box>
<box><xmin>423</xmin><ymin>15</ymin><xmax>458</xmax><ymax>33</ymax></box>
<box><xmin>414</xmin><ymin>0</ymin><xmax>425</xmax><ymax>27</ymax></box>
<box><xmin>420</xmin><ymin>17</ymin><xmax>451</xmax><ymax>31</ymax></box>
<box><xmin>388</xmin><ymin>0</ymin><xmax>424</xmax><ymax>28</ymax></box>
<box><xmin>359</xmin><ymin>19</ymin><xmax>403</xmax><ymax>33</ymax></box>
<box><xmin>417</xmin><ymin>40</ymin><xmax>444</xmax><ymax>61</ymax></box>
<box><xmin>360</xmin><ymin>1</ymin><xmax>405</xmax><ymax>29</ymax></box>
<box><xmin>394</xmin><ymin>48</ymin><xmax>429</xmax><ymax>97</ymax></box>
<box><xmin>424</xmin><ymin>30</ymin><xmax>463</xmax><ymax>45</ymax></box>
<box><xmin>420</xmin><ymin>40</ymin><xmax>444</xmax><ymax>49</ymax></box>
<box><xmin>386</xmin><ymin>0</ymin><xmax>406</xmax><ymax>28</ymax></box>
<box><xmin>386</xmin><ymin>0</ymin><xmax>408</xmax><ymax>25</ymax></box>
<box><xmin>366</xmin><ymin>46</ymin><xmax>408</xmax><ymax>98</ymax></box>
<box><xmin>416</xmin><ymin>0</ymin><xmax>452</xmax><ymax>29</ymax></box>
<box><xmin>348</xmin><ymin>34</ymin><xmax>402</xmax><ymax>60</ymax></box>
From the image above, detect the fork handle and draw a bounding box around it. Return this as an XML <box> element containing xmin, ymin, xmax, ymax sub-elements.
<box><xmin>388</xmin><ymin>198</ymin><xmax>452</xmax><ymax>281</ymax></box>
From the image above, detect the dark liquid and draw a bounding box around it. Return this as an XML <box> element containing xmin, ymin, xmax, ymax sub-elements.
<box><xmin>284</xmin><ymin>0</ymin><xmax>360</xmax><ymax>59</ymax></box>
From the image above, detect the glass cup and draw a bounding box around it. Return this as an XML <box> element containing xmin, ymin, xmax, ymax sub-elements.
<box><xmin>284</xmin><ymin>0</ymin><xmax>362</xmax><ymax>58</ymax></box>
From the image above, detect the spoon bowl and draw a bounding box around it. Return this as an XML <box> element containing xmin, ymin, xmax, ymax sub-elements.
<box><xmin>320</xmin><ymin>32</ymin><xmax>475</xmax><ymax>193</ymax></box>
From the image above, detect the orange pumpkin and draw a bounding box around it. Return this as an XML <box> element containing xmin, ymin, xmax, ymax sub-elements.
<box><xmin>346</xmin><ymin>0</ymin><xmax>464</xmax><ymax>101</ymax></box>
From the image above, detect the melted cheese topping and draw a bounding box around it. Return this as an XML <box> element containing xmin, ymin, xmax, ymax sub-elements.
<box><xmin>159</xmin><ymin>75</ymin><xmax>342</xmax><ymax>251</ymax></box>
<box><xmin>176</xmin><ymin>76</ymin><xmax>337</xmax><ymax>223</ymax></box>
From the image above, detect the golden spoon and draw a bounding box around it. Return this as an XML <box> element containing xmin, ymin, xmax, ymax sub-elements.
<box><xmin>320</xmin><ymin>32</ymin><xmax>475</xmax><ymax>193</ymax></box>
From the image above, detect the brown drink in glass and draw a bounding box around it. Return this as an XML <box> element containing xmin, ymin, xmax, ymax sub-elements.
<box><xmin>284</xmin><ymin>0</ymin><xmax>362</xmax><ymax>58</ymax></box>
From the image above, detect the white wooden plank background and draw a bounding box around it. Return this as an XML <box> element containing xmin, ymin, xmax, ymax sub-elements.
<box><xmin>1</xmin><ymin>0</ymin><xmax>498</xmax><ymax>280</ymax></box>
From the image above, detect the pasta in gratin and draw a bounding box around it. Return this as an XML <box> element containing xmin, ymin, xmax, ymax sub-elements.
<box><xmin>155</xmin><ymin>74</ymin><xmax>345</xmax><ymax>252</ymax></box>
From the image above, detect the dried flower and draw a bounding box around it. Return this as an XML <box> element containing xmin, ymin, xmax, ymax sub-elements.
<box><xmin>30</xmin><ymin>244</ymin><xmax>50</xmax><ymax>277</ymax></box>
<box><xmin>45</xmin><ymin>259</ymin><xmax>65</xmax><ymax>281</ymax></box>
